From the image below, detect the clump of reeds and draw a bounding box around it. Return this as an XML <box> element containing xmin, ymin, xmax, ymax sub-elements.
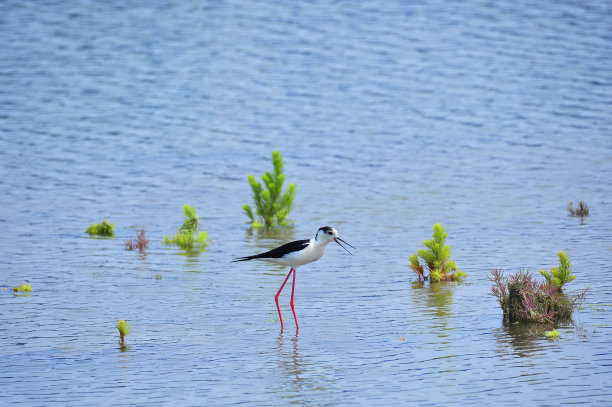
<box><xmin>12</xmin><ymin>283</ymin><xmax>32</xmax><ymax>292</ymax></box>
<box><xmin>116</xmin><ymin>319</ymin><xmax>130</xmax><ymax>345</ymax></box>
<box><xmin>490</xmin><ymin>252</ymin><xmax>587</xmax><ymax>323</ymax></box>
<box><xmin>243</xmin><ymin>150</ymin><xmax>297</xmax><ymax>228</ymax></box>
<box><xmin>163</xmin><ymin>204</ymin><xmax>208</xmax><ymax>250</ymax></box>
<box><xmin>125</xmin><ymin>228</ymin><xmax>149</xmax><ymax>254</ymax></box>
<box><xmin>567</xmin><ymin>200</ymin><xmax>589</xmax><ymax>217</ymax></box>
<box><xmin>409</xmin><ymin>223</ymin><xmax>466</xmax><ymax>283</ymax></box>
<box><xmin>86</xmin><ymin>220</ymin><xmax>115</xmax><ymax>236</ymax></box>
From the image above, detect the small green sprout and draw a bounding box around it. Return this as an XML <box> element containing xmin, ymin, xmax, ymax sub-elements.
<box><xmin>12</xmin><ymin>283</ymin><xmax>32</xmax><ymax>292</ymax></box>
<box><xmin>545</xmin><ymin>330</ymin><xmax>561</xmax><ymax>339</ymax></box>
<box><xmin>116</xmin><ymin>319</ymin><xmax>131</xmax><ymax>344</ymax></box>
<box><xmin>86</xmin><ymin>220</ymin><xmax>115</xmax><ymax>236</ymax></box>
<box><xmin>163</xmin><ymin>204</ymin><xmax>208</xmax><ymax>250</ymax></box>
<box><xmin>539</xmin><ymin>251</ymin><xmax>576</xmax><ymax>292</ymax></box>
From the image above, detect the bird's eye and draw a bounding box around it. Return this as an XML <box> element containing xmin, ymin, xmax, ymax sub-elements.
<box><xmin>328</xmin><ymin>231</ymin><xmax>333</xmax><ymax>235</ymax></box>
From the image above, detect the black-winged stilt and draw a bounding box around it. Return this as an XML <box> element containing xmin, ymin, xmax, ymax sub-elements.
<box><xmin>233</xmin><ymin>226</ymin><xmax>355</xmax><ymax>331</ymax></box>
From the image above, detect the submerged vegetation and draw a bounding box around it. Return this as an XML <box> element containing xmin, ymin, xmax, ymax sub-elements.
<box><xmin>567</xmin><ymin>200</ymin><xmax>589</xmax><ymax>217</ymax></box>
<box><xmin>243</xmin><ymin>150</ymin><xmax>296</xmax><ymax>228</ymax></box>
<box><xmin>490</xmin><ymin>252</ymin><xmax>587</xmax><ymax>323</ymax></box>
<box><xmin>409</xmin><ymin>223</ymin><xmax>466</xmax><ymax>283</ymax></box>
<box><xmin>12</xmin><ymin>283</ymin><xmax>32</xmax><ymax>292</ymax></box>
<box><xmin>163</xmin><ymin>204</ymin><xmax>208</xmax><ymax>250</ymax></box>
<box><xmin>116</xmin><ymin>319</ymin><xmax>130</xmax><ymax>345</ymax></box>
<box><xmin>86</xmin><ymin>220</ymin><xmax>115</xmax><ymax>236</ymax></box>
<box><xmin>545</xmin><ymin>330</ymin><xmax>561</xmax><ymax>339</ymax></box>
<box><xmin>125</xmin><ymin>228</ymin><xmax>150</xmax><ymax>254</ymax></box>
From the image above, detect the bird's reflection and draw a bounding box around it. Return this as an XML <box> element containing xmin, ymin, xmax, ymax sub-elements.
<box><xmin>277</xmin><ymin>331</ymin><xmax>304</xmax><ymax>400</ymax></box>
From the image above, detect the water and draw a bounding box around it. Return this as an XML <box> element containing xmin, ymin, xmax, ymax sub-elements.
<box><xmin>1</xmin><ymin>0</ymin><xmax>612</xmax><ymax>405</ymax></box>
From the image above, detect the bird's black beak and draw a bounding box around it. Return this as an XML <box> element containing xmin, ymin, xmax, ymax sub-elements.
<box><xmin>334</xmin><ymin>237</ymin><xmax>356</xmax><ymax>255</ymax></box>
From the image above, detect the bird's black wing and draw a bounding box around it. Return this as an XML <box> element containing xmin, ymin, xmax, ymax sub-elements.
<box><xmin>232</xmin><ymin>239</ymin><xmax>310</xmax><ymax>262</ymax></box>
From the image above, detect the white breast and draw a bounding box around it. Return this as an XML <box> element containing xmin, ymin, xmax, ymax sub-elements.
<box><xmin>263</xmin><ymin>239</ymin><xmax>327</xmax><ymax>268</ymax></box>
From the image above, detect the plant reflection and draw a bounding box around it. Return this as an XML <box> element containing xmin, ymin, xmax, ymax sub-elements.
<box><xmin>181</xmin><ymin>252</ymin><xmax>206</xmax><ymax>272</ymax></box>
<box><xmin>411</xmin><ymin>281</ymin><xmax>456</xmax><ymax>318</ymax></box>
<box><xmin>494</xmin><ymin>322</ymin><xmax>559</xmax><ymax>359</ymax></box>
<box><xmin>245</xmin><ymin>226</ymin><xmax>296</xmax><ymax>250</ymax></box>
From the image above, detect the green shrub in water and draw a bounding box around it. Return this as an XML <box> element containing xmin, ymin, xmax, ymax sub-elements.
<box><xmin>12</xmin><ymin>283</ymin><xmax>32</xmax><ymax>292</ymax></box>
<box><xmin>490</xmin><ymin>252</ymin><xmax>587</xmax><ymax>324</ymax></box>
<box><xmin>243</xmin><ymin>150</ymin><xmax>296</xmax><ymax>228</ymax></box>
<box><xmin>163</xmin><ymin>204</ymin><xmax>208</xmax><ymax>250</ymax></box>
<box><xmin>539</xmin><ymin>251</ymin><xmax>575</xmax><ymax>292</ymax></box>
<box><xmin>409</xmin><ymin>223</ymin><xmax>466</xmax><ymax>283</ymax></box>
<box><xmin>86</xmin><ymin>220</ymin><xmax>115</xmax><ymax>236</ymax></box>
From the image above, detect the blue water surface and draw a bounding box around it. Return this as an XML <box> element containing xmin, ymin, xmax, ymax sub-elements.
<box><xmin>1</xmin><ymin>1</ymin><xmax>611</xmax><ymax>405</ymax></box>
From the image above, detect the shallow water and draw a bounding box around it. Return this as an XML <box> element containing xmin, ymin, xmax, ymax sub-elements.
<box><xmin>1</xmin><ymin>0</ymin><xmax>612</xmax><ymax>405</ymax></box>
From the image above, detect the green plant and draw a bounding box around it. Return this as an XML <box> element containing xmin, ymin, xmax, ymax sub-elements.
<box><xmin>490</xmin><ymin>265</ymin><xmax>587</xmax><ymax>324</ymax></box>
<box><xmin>163</xmin><ymin>204</ymin><xmax>208</xmax><ymax>250</ymax></box>
<box><xmin>243</xmin><ymin>150</ymin><xmax>297</xmax><ymax>228</ymax></box>
<box><xmin>539</xmin><ymin>251</ymin><xmax>575</xmax><ymax>292</ymax></box>
<box><xmin>116</xmin><ymin>319</ymin><xmax>130</xmax><ymax>344</ymax></box>
<box><xmin>86</xmin><ymin>220</ymin><xmax>115</xmax><ymax>236</ymax></box>
<box><xmin>12</xmin><ymin>283</ymin><xmax>32</xmax><ymax>292</ymax></box>
<box><xmin>409</xmin><ymin>223</ymin><xmax>466</xmax><ymax>282</ymax></box>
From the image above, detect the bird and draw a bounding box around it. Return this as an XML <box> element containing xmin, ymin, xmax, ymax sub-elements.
<box><xmin>232</xmin><ymin>226</ymin><xmax>355</xmax><ymax>331</ymax></box>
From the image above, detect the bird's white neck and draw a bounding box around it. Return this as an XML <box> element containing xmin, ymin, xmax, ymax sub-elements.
<box><xmin>312</xmin><ymin>236</ymin><xmax>332</xmax><ymax>247</ymax></box>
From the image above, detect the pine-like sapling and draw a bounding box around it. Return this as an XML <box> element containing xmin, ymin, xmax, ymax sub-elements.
<box><xmin>86</xmin><ymin>220</ymin><xmax>115</xmax><ymax>236</ymax></box>
<box><xmin>243</xmin><ymin>150</ymin><xmax>297</xmax><ymax>228</ymax></box>
<box><xmin>539</xmin><ymin>251</ymin><xmax>575</xmax><ymax>293</ymax></box>
<box><xmin>409</xmin><ymin>223</ymin><xmax>466</xmax><ymax>282</ymax></box>
<box><xmin>116</xmin><ymin>319</ymin><xmax>130</xmax><ymax>345</ymax></box>
<box><xmin>164</xmin><ymin>204</ymin><xmax>208</xmax><ymax>250</ymax></box>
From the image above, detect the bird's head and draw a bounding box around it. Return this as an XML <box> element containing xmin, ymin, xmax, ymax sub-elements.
<box><xmin>315</xmin><ymin>226</ymin><xmax>356</xmax><ymax>255</ymax></box>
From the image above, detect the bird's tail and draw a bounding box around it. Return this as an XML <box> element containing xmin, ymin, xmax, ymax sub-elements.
<box><xmin>231</xmin><ymin>255</ymin><xmax>257</xmax><ymax>263</ymax></box>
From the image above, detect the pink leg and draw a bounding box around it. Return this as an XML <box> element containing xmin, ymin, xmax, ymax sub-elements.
<box><xmin>290</xmin><ymin>269</ymin><xmax>298</xmax><ymax>331</ymax></box>
<box><xmin>275</xmin><ymin>268</ymin><xmax>294</xmax><ymax>331</ymax></box>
